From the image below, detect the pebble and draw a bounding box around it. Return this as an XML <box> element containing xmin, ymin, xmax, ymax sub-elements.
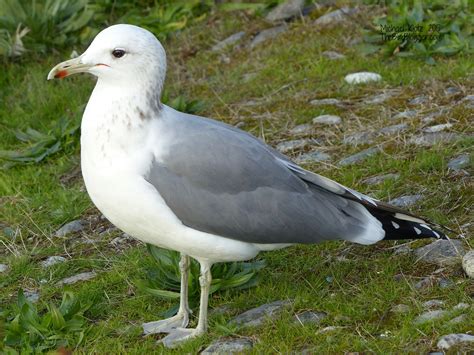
<box><xmin>462</xmin><ymin>250</ymin><xmax>474</xmax><ymax>278</ymax></box>
<box><xmin>276</xmin><ymin>139</ymin><xmax>318</xmax><ymax>153</ymax></box>
<box><xmin>211</xmin><ymin>32</ymin><xmax>245</xmax><ymax>52</ymax></box>
<box><xmin>58</xmin><ymin>271</ymin><xmax>97</xmax><ymax>285</ymax></box>
<box><xmin>448</xmin><ymin>314</ymin><xmax>467</xmax><ymax>324</ymax></box>
<box><xmin>448</xmin><ymin>154</ymin><xmax>470</xmax><ymax>171</ymax></box>
<box><xmin>265</xmin><ymin>0</ymin><xmax>304</xmax><ymax>22</ymax></box>
<box><xmin>289</xmin><ymin>123</ymin><xmax>313</xmax><ymax>135</ymax></box>
<box><xmin>461</xmin><ymin>94</ymin><xmax>474</xmax><ymax>109</ymax></box>
<box><xmin>438</xmin><ymin>278</ymin><xmax>454</xmax><ymax>289</ymax></box>
<box><xmin>110</xmin><ymin>233</ymin><xmax>134</xmax><ymax>247</ymax></box>
<box><xmin>313</xmin><ymin>7</ymin><xmax>358</xmax><ymax>27</ymax></box>
<box><xmin>453</xmin><ymin>302</ymin><xmax>470</xmax><ymax>311</ymax></box>
<box><xmin>366</xmin><ymin>91</ymin><xmax>398</xmax><ymax>104</ymax></box>
<box><xmin>391</xmin><ymin>110</ymin><xmax>418</xmax><ymax>120</ymax></box>
<box><xmin>0</xmin><ymin>264</ymin><xmax>8</xmax><ymax>273</ymax></box>
<box><xmin>423</xmin><ymin>123</ymin><xmax>453</xmax><ymax>133</ymax></box>
<box><xmin>202</xmin><ymin>337</ymin><xmax>253</xmax><ymax>354</ymax></box>
<box><xmin>342</xmin><ymin>131</ymin><xmax>374</xmax><ymax>146</ymax></box>
<box><xmin>322</xmin><ymin>50</ymin><xmax>345</xmax><ymax>60</ymax></box>
<box><xmin>55</xmin><ymin>219</ymin><xmax>85</xmax><ymax>237</ymax></box>
<box><xmin>409</xmin><ymin>132</ymin><xmax>461</xmax><ymax>146</ymax></box>
<box><xmin>24</xmin><ymin>290</ymin><xmax>40</xmax><ymax>303</ymax></box>
<box><xmin>414</xmin><ymin>277</ymin><xmax>432</xmax><ymax>290</ymax></box>
<box><xmin>294</xmin><ymin>151</ymin><xmax>331</xmax><ymax>164</ymax></box>
<box><xmin>250</xmin><ymin>25</ymin><xmax>287</xmax><ymax>48</ymax></box>
<box><xmin>422</xmin><ymin>300</ymin><xmax>445</xmax><ymax>309</ymax></box>
<box><xmin>293</xmin><ymin>311</ymin><xmax>327</xmax><ymax>325</ymax></box>
<box><xmin>339</xmin><ymin>147</ymin><xmax>380</xmax><ymax>166</ymax></box>
<box><xmin>414</xmin><ymin>310</ymin><xmax>448</xmax><ymax>324</ymax></box>
<box><xmin>229</xmin><ymin>300</ymin><xmax>291</xmax><ymax>327</ymax></box>
<box><xmin>310</xmin><ymin>98</ymin><xmax>343</xmax><ymax>107</ymax></box>
<box><xmin>389</xmin><ymin>194</ymin><xmax>423</xmax><ymax>208</ymax></box>
<box><xmin>408</xmin><ymin>95</ymin><xmax>429</xmax><ymax>105</ymax></box>
<box><xmin>391</xmin><ymin>304</ymin><xmax>410</xmax><ymax>314</ymax></box>
<box><xmin>414</xmin><ymin>240</ymin><xmax>465</xmax><ymax>266</ymax></box>
<box><xmin>379</xmin><ymin>123</ymin><xmax>408</xmax><ymax>135</ymax></box>
<box><xmin>437</xmin><ymin>334</ymin><xmax>474</xmax><ymax>350</ymax></box>
<box><xmin>445</xmin><ymin>87</ymin><xmax>462</xmax><ymax>96</ymax></box>
<box><xmin>40</xmin><ymin>256</ymin><xmax>66</xmax><ymax>268</ymax></box>
<box><xmin>363</xmin><ymin>173</ymin><xmax>399</xmax><ymax>185</ymax></box>
<box><xmin>312</xmin><ymin>114</ymin><xmax>341</xmax><ymax>125</ymax></box>
<box><xmin>344</xmin><ymin>72</ymin><xmax>382</xmax><ymax>84</ymax></box>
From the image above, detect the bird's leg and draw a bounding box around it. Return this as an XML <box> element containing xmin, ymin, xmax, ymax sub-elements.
<box><xmin>142</xmin><ymin>254</ymin><xmax>191</xmax><ymax>335</ymax></box>
<box><xmin>160</xmin><ymin>261</ymin><xmax>212</xmax><ymax>348</ymax></box>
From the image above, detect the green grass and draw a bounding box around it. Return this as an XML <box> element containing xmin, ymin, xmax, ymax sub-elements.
<box><xmin>1</xmin><ymin>4</ymin><xmax>473</xmax><ymax>354</ymax></box>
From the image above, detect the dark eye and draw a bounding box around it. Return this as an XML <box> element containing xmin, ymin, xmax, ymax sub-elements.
<box><xmin>112</xmin><ymin>49</ymin><xmax>126</xmax><ymax>58</ymax></box>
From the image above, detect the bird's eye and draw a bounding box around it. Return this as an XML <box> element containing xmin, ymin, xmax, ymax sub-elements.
<box><xmin>112</xmin><ymin>49</ymin><xmax>126</xmax><ymax>58</ymax></box>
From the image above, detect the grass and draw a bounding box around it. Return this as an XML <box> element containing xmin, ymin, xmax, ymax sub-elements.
<box><xmin>1</xmin><ymin>3</ymin><xmax>473</xmax><ymax>354</ymax></box>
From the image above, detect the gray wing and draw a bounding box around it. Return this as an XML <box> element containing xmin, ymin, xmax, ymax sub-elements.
<box><xmin>146</xmin><ymin>109</ymin><xmax>373</xmax><ymax>244</ymax></box>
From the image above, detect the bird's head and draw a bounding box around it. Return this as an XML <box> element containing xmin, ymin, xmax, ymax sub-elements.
<box><xmin>48</xmin><ymin>24</ymin><xmax>166</xmax><ymax>86</ymax></box>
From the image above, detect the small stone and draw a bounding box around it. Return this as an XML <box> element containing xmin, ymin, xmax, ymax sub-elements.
<box><xmin>229</xmin><ymin>300</ymin><xmax>291</xmax><ymax>327</ymax></box>
<box><xmin>313</xmin><ymin>7</ymin><xmax>358</xmax><ymax>27</ymax></box>
<box><xmin>211</xmin><ymin>31</ymin><xmax>245</xmax><ymax>52</ymax></box>
<box><xmin>422</xmin><ymin>300</ymin><xmax>445</xmax><ymax>309</ymax></box>
<box><xmin>289</xmin><ymin>123</ymin><xmax>313</xmax><ymax>135</ymax></box>
<box><xmin>438</xmin><ymin>278</ymin><xmax>454</xmax><ymax>289</ymax></box>
<box><xmin>391</xmin><ymin>110</ymin><xmax>418</xmax><ymax>120</ymax></box>
<box><xmin>423</xmin><ymin>123</ymin><xmax>453</xmax><ymax>133</ymax></box>
<box><xmin>409</xmin><ymin>132</ymin><xmax>461</xmax><ymax>146</ymax></box>
<box><xmin>448</xmin><ymin>154</ymin><xmax>470</xmax><ymax>171</ymax></box>
<box><xmin>293</xmin><ymin>311</ymin><xmax>327</xmax><ymax>325</ymax></box>
<box><xmin>276</xmin><ymin>139</ymin><xmax>318</xmax><ymax>153</ymax></box>
<box><xmin>344</xmin><ymin>72</ymin><xmax>382</xmax><ymax>84</ymax></box>
<box><xmin>363</xmin><ymin>173</ymin><xmax>400</xmax><ymax>185</ymax></box>
<box><xmin>391</xmin><ymin>304</ymin><xmax>410</xmax><ymax>314</ymax></box>
<box><xmin>312</xmin><ymin>114</ymin><xmax>341</xmax><ymax>125</ymax></box>
<box><xmin>366</xmin><ymin>91</ymin><xmax>398</xmax><ymax>104</ymax></box>
<box><xmin>437</xmin><ymin>334</ymin><xmax>474</xmax><ymax>350</ymax></box>
<box><xmin>24</xmin><ymin>290</ymin><xmax>40</xmax><ymax>303</ymax></box>
<box><xmin>389</xmin><ymin>194</ymin><xmax>423</xmax><ymax>208</ymax></box>
<box><xmin>110</xmin><ymin>233</ymin><xmax>134</xmax><ymax>247</ymax></box>
<box><xmin>414</xmin><ymin>240</ymin><xmax>466</xmax><ymax>266</ymax></box>
<box><xmin>265</xmin><ymin>0</ymin><xmax>304</xmax><ymax>22</ymax></box>
<box><xmin>414</xmin><ymin>277</ymin><xmax>433</xmax><ymax>290</ymax></box>
<box><xmin>322</xmin><ymin>50</ymin><xmax>345</xmax><ymax>60</ymax></box>
<box><xmin>0</xmin><ymin>264</ymin><xmax>8</xmax><ymax>273</ymax></box>
<box><xmin>342</xmin><ymin>131</ymin><xmax>374</xmax><ymax>146</ymax></box>
<box><xmin>55</xmin><ymin>219</ymin><xmax>85</xmax><ymax>237</ymax></box>
<box><xmin>462</xmin><ymin>250</ymin><xmax>474</xmax><ymax>278</ymax></box>
<box><xmin>379</xmin><ymin>123</ymin><xmax>408</xmax><ymax>135</ymax></box>
<box><xmin>58</xmin><ymin>271</ymin><xmax>97</xmax><ymax>285</ymax></box>
<box><xmin>414</xmin><ymin>310</ymin><xmax>448</xmax><ymax>324</ymax></box>
<box><xmin>339</xmin><ymin>147</ymin><xmax>380</xmax><ymax>166</ymax></box>
<box><xmin>40</xmin><ymin>256</ymin><xmax>66</xmax><ymax>268</ymax></box>
<box><xmin>445</xmin><ymin>87</ymin><xmax>462</xmax><ymax>96</ymax></box>
<box><xmin>462</xmin><ymin>94</ymin><xmax>474</xmax><ymax>109</ymax></box>
<box><xmin>310</xmin><ymin>98</ymin><xmax>343</xmax><ymax>106</ymax></box>
<box><xmin>202</xmin><ymin>337</ymin><xmax>253</xmax><ymax>354</ymax></box>
<box><xmin>448</xmin><ymin>314</ymin><xmax>467</xmax><ymax>324</ymax></box>
<box><xmin>250</xmin><ymin>25</ymin><xmax>287</xmax><ymax>48</ymax></box>
<box><xmin>294</xmin><ymin>150</ymin><xmax>331</xmax><ymax>164</ymax></box>
<box><xmin>453</xmin><ymin>303</ymin><xmax>470</xmax><ymax>311</ymax></box>
<box><xmin>409</xmin><ymin>95</ymin><xmax>429</xmax><ymax>105</ymax></box>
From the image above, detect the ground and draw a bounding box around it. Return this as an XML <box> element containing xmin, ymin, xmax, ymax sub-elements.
<box><xmin>0</xmin><ymin>4</ymin><xmax>473</xmax><ymax>354</ymax></box>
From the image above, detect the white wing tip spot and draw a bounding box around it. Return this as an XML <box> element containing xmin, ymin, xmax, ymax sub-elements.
<box><xmin>414</xmin><ymin>227</ymin><xmax>422</xmax><ymax>235</ymax></box>
<box><xmin>391</xmin><ymin>221</ymin><xmax>400</xmax><ymax>229</ymax></box>
<box><xmin>433</xmin><ymin>231</ymin><xmax>441</xmax><ymax>239</ymax></box>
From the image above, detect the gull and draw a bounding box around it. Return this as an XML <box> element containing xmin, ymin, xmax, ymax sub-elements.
<box><xmin>48</xmin><ymin>24</ymin><xmax>446</xmax><ymax>347</ymax></box>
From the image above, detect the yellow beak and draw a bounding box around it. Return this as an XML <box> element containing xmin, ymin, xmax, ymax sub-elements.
<box><xmin>47</xmin><ymin>56</ymin><xmax>93</xmax><ymax>80</ymax></box>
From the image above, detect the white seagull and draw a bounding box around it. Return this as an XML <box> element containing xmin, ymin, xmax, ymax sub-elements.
<box><xmin>48</xmin><ymin>24</ymin><xmax>446</xmax><ymax>347</ymax></box>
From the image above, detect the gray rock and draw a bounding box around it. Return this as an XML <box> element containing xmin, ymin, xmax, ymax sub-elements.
<box><xmin>414</xmin><ymin>277</ymin><xmax>433</xmax><ymax>290</ymax></box>
<box><xmin>391</xmin><ymin>110</ymin><xmax>418</xmax><ymax>120</ymax></box>
<box><xmin>366</xmin><ymin>91</ymin><xmax>398</xmax><ymax>104</ymax></box>
<box><xmin>312</xmin><ymin>114</ymin><xmax>341</xmax><ymax>125</ymax></box>
<box><xmin>310</xmin><ymin>98</ymin><xmax>343</xmax><ymax>106</ymax></box>
<box><xmin>422</xmin><ymin>108</ymin><xmax>449</xmax><ymax>123</ymax></box>
<box><xmin>462</xmin><ymin>250</ymin><xmax>474</xmax><ymax>278</ymax></box>
<box><xmin>448</xmin><ymin>314</ymin><xmax>467</xmax><ymax>324</ymax></box>
<box><xmin>229</xmin><ymin>300</ymin><xmax>291</xmax><ymax>327</ymax></box>
<box><xmin>339</xmin><ymin>147</ymin><xmax>380</xmax><ymax>166</ymax></box>
<box><xmin>110</xmin><ymin>233</ymin><xmax>134</xmax><ymax>247</ymax></box>
<box><xmin>379</xmin><ymin>123</ymin><xmax>408</xmax><ymax>135</ymax></box>
<box><xmin>437</xmin><ymin>334</ymin><xmax>474</xmax><ymax>350</ymax></box>
<box><xmin>40</xmin><ymin>256</ymin><xmax>66</xmax><ymax>268</ymax></box>
<box><xmin>24</xmin><ymin>290</ymin><xmax>40</xmax><ymax>303</ymax></box>
<box><xmin>422</xmin><ymin>300</ymin><xmax>445</xmax><ymax>309</ymax></box>
<box><xmin>276</xmin><ymin>139</ymin><xmax>318</xmax><ymax>153</ymax></box>
<box><xmin>265</xmin><ymin>0</ymin><xmax>304</xmax><ymax>22</ymax></box>
<box><xmin>409</xmin><ymin>132</ymin><xmax>461</xmax><ymax>146</ymax></box>
<box><xmin>202</xmin><ymin>337</ymin><xmax>253</xmax><ymax>354</ymax></box>
<box><xmin>0</xmin><ymin>264</ymin><xmax>8</xmax><ymax>273</ymax></box>
<box><xmin>414</xmin><ymin>310</ymin><xmax>448</xmax><ymax>324</ymax></box>
<box><xmin>322</xmin><ymin>50</ymin><xmax>345</xmax><ymax>60</ymax></box>
<box><xmin>453</xmin><ymin>302</ymin><xmax>470</xmax><ymax>311</ymax></box>
<box><xmin>423</xmin><ymin>123</ymin><xmax>453</xmax><ymax>133</ymax></box>
<box><xmin>289</xmin><ymin>123</ymin><xmax>313</xmax><ymax>135</ymax></box>
<box><xmin>414</xmin><ymin>240</ymin><xmax>466</xmax><ymax>266</ymax></box>
<box><xmin>293</xmin><ymin>311</ymin><xmax>327</xmax><ymax>325</ymax></box>
<box><xmin>389</xmin><ymin>194</ymin><xmax>423</xmax><ymax>208</ymax></box>
<box><xmin>462</xmin><ymin>94</ymin><xmax>474</xmax><ymax>109</ymax></box>
<box><xmin>391</xmin><ymin>304</ymin><xmax>410</xmax><ymax>314</ymax></box>
<box><xmin>58</xmin><ymin>271</ymin><xmax>97</xmax><ymax>285</ymax></box>
<box><xmin>363</xmin><ymin>173</ymin><xmax>399</xmax><ymax>185</ymax></box>
<box><xmin>445</xmin><ymin>87</ymin><xmax>462</xmax><ymax>96</ymax></box>
<box><xmin>250</xmin><ymin>25</ymin><xmax>287</xmax><ymax>48</ymax></box>
<box><xmin>342</xmin><ymin>131</ymin><xmax>374</xmax><ymax>146</ymax></box>
<box><xmin>448</xmin><ymin>154</ymin><xmax>470</xmax><ymax>171</ymax></box>
<box><xmin>211</xmin><ymin>32</ymin><xmax>245</xmax><ymax>52</ymax></box>
<box><xmin>345</xmin><ymin>72</ymin><xmax>382</xmax><ymax>84</ymax></box>
<box><xmin>55</xmin><ymin>219</ymin><xmax>85</xmax><ymax>237</ymax></box>
<box><xmin>295</xmin><ymin>150</ymin><xmax>331</xmax><ymax>164</ymax></box>
<box><xmin>409</xmin><ymin>95</ymin><xmax>429</xmax><ymax>105</ymax></box>
<box><xmin>314</xmin><ymin>7</ymin><xmax>358</xmax><ymax>27</ymax></box>
<box><xmin>438</xmin><ymin>278</ymin><xmax>454</xmax><ymax>289</ymax></box>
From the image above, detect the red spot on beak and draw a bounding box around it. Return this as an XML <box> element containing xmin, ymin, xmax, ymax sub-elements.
<box><xmin>55</xmin><ymin>70</ymin><xmax>68</xmax><ymax>79</ymax></box>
